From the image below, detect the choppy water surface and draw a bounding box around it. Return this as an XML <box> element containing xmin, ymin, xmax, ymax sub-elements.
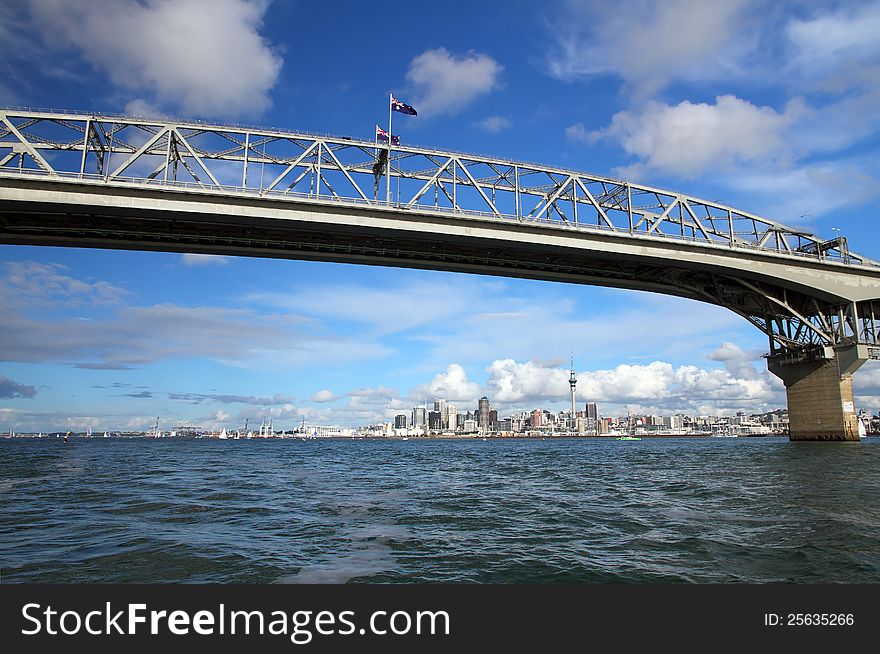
<box><xmin>1</xmin><ymin>437</ymin><xmax>879</xmax><ymax>583</ymax></box>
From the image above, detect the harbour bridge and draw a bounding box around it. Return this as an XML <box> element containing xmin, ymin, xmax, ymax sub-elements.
<box><xmin>1</xmin><ymin>108</ymin><xmax>878</xmax><ymax>440</ymax></box>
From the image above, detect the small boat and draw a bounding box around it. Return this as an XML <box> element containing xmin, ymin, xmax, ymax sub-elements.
<box><xmin>616</xmin><ymin>436</ymin><xmax>641</xmax><ymax>441</ymax></box>
<box><xmin>218</xmin><ymin>428</ymin><xmax>228</xmax><ymax>440</ymax></box>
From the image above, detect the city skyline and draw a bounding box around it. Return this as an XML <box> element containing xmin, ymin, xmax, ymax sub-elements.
<box><xmin>2</xmin><ymin>1</ymin><xmax>879</xmax><ymax>432</ymax></box>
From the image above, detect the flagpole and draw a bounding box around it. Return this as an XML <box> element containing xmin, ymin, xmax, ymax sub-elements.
<box><xmin>386</xmin><ymin>92</ymin><xmax>393</xmax><ymax>205</ymax></box>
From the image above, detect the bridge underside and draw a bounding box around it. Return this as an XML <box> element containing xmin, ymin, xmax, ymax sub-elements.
<box><xmin>2</xmin><ymin>185</ymin><xmax>878</xmax><ymax>349</ymax></box>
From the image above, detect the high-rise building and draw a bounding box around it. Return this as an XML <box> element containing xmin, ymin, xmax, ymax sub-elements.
<box><xmin>584</xmin><ymin>402</ymin><xmax>598</xmax><ymax>435</ymax></box>
<box><xmin>394</xmin><ymin>414</ymin><xmax>407</xmax><ymax>429</ymax></box>
<box><xmin>445</xmin><ymin>403</ymin><xmax>456</xmax><ymax>431</ymax></box>
<box><xmin>585</xmin><ymin>402</ymin><xmax>598</xmax><ymax>420</ymax></box>
<box><xmin>478</xmin><ymin>396</ymin><xmax>491</xmax><ymax>431</ymax></box>
<box><xmin>434</xmin><ymin>399</ymin><xmax>446</xmax><ymax>415</ymax></box>
<box><xmin>488</xmin><ymin>409</ymin><xmax>498</xmax><ymax>430</ymax></box>
<box><xmin>428</xmin><ymin>411</ymin><xmax>443</xmax><ymax>430</ymax></box>
<box><xmin>531</xmin><ymin>409</ymin><xmax>543</xmax><ymax>427</ymax></box>
<box><xmin>412</xmin><ymin>406</ymin><xmax>427</xmax><ymax>427</ymax></box>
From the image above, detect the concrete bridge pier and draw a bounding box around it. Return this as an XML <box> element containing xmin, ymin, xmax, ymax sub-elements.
<box><xmin>767</xmin><ymin>345</ymin><xmax>868</xmax><ymax>441</ymax></box>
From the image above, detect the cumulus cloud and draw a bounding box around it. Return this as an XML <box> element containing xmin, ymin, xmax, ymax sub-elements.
<box><xmin>311</xmin><ymin>389</ymin><xmax>337</xmax><ymax>403</ymax></box>
<box><xmin>562</xmin><ymin>3</ymin><xmax>880</xmax><ymax>224</ymax></box>
<box><xmin>406</xmin><ymin>48</ymin><xmax>503</xmax><ymax>116</ymax></box>
<box><xmin>411</xmin><ymin>364</ymin><xmax>482</xmax><ymax>404</ymax></box>
<box><xmin>546</xmin><ymin>0</ymin><xmax>756</xmax><ymax>98</ymax></box>
<box><xmin>474</xmin><ymin>115</ymin><xmax>511</xmax><ymax>133</ymax></box>
<box><xmin>589</xmin><ymin>95</ymin><xmax>806</xmax><ymax>179</ymax></box>
<box><xmin>706</xmin><ymin>342</ymin><xmax>762</xmax><ymax>380</ymax></box>
<box><xmin>29</xmin><ymin>0</ymin><xmax>282</xmax><ymax>117</ymax></box>
<box><xmin>485</xmin><ymin>356</ymin><xmax>781</xmax><ymax>415</ymax></box>
<box><xmin>0</xmin><ymin>374</ymin><xmax>37</xmax><ymax>399</ymax></box>
<box><xmin>314</xmin><ymin>348</ymin><xmax>788</xmax><ymax>427</ymax></box>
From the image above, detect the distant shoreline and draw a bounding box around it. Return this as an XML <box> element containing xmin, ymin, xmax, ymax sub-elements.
<box><xmin>0</xmin><ymin>433</ymin><xmax>797</xmax><ymax>441</ymax></box>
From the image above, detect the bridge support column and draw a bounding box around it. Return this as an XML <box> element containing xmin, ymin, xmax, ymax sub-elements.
<box><xmin>767</xmin><ymin>345</ymin><xmax>868</xmax><ymax>441</ymax></box>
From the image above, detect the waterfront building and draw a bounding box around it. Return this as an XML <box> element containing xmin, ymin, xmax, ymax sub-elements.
<box><xmin>446</xmin><ymin>404</ymin><xmax>456</xmax><ymax>431</ymax></box>
<box><xmin>463</xmin><ymin>419</ymin><xmax>478</xmax><ymax>433</ymax></box>
<box><xmin>413</xmin><ymin>406</ymin><xmax>427</xmax><ymax>428</ymax></box>
<box><xmin>394</xmin><ymin>414</ymin><xmax>407</xmax><ymax>429</ymax></box>
<box><xmin>478</xmin><ymin>396</ymin><xmax>491</xmax><ymax>431</ymax></box>
<box><xmin>530</xmin><ymin>409</ymin><xmax>543</xmax><ymax>427</ymax></box>
<box><xmin>428</xmin><ymin>411</ymin><xmax>443</xmax><ymax>431</ymax></box>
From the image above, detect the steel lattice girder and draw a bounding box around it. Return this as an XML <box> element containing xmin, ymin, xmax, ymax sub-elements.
<box><xmin>1</xmin><ymin>108</ymin><xmax>872</xmax><ymax>264</ymax></box>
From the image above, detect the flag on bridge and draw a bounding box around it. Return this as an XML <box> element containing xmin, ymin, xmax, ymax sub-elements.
<box><xmin>376</xmin><ymin>125</ymin><xmax>400</xmax><ymax>145</ymax></box>
<box><xmin>391</xmin><ymin>95</ymin><xmax>417</xmax><ymax>116</ymax></box>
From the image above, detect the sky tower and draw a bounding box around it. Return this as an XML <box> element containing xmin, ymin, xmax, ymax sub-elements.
<box><xmin>569</xmin><ymin>356</ymin><xmax>577</xmax><ymax>424</ymax></box>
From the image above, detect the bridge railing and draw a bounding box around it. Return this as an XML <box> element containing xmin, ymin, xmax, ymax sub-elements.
<box><xmin>1</xmin><ymin>108</ymin><xmax>876</xmax><ymax>268</ymax></box>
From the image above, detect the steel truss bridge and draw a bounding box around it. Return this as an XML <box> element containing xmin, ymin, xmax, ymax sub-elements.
<box><xmin>1</xmin><ymin>108</ymin><xmax>879</xmax><ymax>364</ymax></box>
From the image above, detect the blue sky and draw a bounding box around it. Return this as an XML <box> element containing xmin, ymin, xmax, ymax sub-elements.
<box><xmin>1</xmin><ymin>0</ymin><xmax>879</xmax><ymax>431</ymax></box>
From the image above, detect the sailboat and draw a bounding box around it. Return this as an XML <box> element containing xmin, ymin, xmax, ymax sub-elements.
<box><xmin>218</xmin><ymin>427</ymin><xmax>228</xmax><ymax>440</ymax></box>
<box><xmin>858</xmin><ymin>417</ymin><xmax>868</xmax><ymax>438</ymax></box>
<box><xmin>616</xmin><ymin>410</ymin><xmax>641</xmax><ymax>440</ymax></box>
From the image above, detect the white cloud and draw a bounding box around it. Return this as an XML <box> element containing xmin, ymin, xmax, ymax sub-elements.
<box><xmin>854</xmin><ymin>360</ymin><xmax>880</xmax><ymax>412</ymax></box>
<box><xmin>29</xmin><ymin>0</ymin><xmax>282</xmax><ymax>117</ymax></box>
<box><xmin>0</xmin><ymin>263</ymin><xmax>390</xmax><ymax>371</ymax></box>
<box><xmin>311</xmin><ymin>389</ymin><xmax>338</xmax><ymax>403</ymax></box>
<box><xmin>592</xmin><ymin>95</ymin><xmax>806</xmax><ymax>179</ymax></box>
<box><xmin>181</xmin><ymin>253</ymin><xmax>231</xmax><ymax>267</ymax></box>
<box><xmin>485</xmin><ymin>356</ymin><xmax>782</xmax><ymax>415</ymax></box>
<box><xmin>411</xmin><ymin>364</ymin><xmax>482</xmax><ymax>404</ymax></box>
<box><xmin>785</xmin><ymin>2</ymin><xmax>880</xmax><ymax>90</ymax></box>
<box><xmin>475</xmin><ymin>115</ymin><xmax>511</xmax><ymax>133</ymax></box>
<box><xmin>1</xmin><ymin>261</ymin><xmax>128</xmax><ymax>306</ymax></box>
<box><xmin>706</xmin><ymin>341</ymin><xmax>762</xmax><ymax>380</ymax></box>
<box><xmin>406</xmin><ymin>48</ymin><xmax>503</xmax><ymax>116</ymax></box>
<box><xmin>564</xmin><ymin>123</ymin><xmax>589</xmax><ymax>143</ymax></box>
<box><xmin>124</xmin><ymin>98</ymin><xmax>165</xmax><ymax>118</ymax></box>
<box><xmin>546</xmin><ymin>0</ymin><xmax>756</xmax><ymax>98</ymax></box>
<box><xmin>726</xmin><ymin>158</ymin><xmax>880</xmax><ymax>223</ymax></box>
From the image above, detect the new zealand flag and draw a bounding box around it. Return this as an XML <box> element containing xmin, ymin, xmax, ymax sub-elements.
<box><xmin>391</xmin><ymin>96</ymin><xmax>417</xmax><ymax>116</ymax></box>
<box><xmin>376</xmin><ymin>125</ymin><xmax>400</xmax><ymax>145</ymax></box>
